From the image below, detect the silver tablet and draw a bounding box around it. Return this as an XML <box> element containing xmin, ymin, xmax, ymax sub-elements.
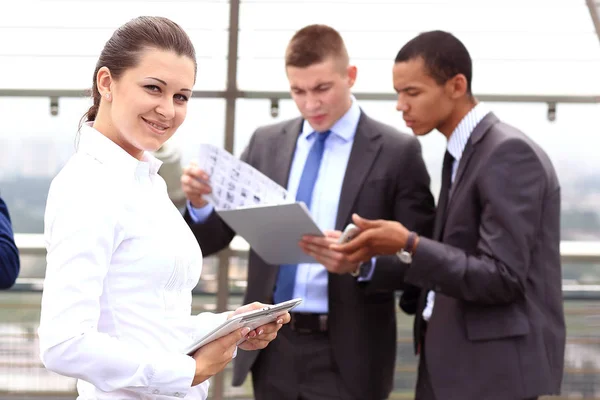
<box><xmin>183</xmin><ymin>298</ymin><xmax>302</xmax><ymax>355</ymax></box>
<box><xmin>217</xmin><ymin>202</ymin><xmax>324</xmax><ymax>265</ymax></box>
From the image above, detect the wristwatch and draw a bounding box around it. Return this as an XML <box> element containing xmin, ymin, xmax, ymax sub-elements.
<box><xmin>350</xmin><ymin>261</ymin><xmax>372</xmax><ymax>278</ymax></box>
<box><xmin>396</xmin><ymin>231</ymin><xmax>418</xmax><ymax>264</ymax></box>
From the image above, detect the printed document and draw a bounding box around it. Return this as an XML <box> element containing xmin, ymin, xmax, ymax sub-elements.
<box><xmin>197</xmin><ymin>144</ymin><xmax>291</xmax><ymax>210</ymax></box>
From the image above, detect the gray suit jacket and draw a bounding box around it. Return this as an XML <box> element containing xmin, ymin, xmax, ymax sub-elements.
<box><xmin>404</xmin><ymin>113</ymin><xmax>566</xmax><ymax>400</ymax></box>
<box><xmin>185</xmin><ymin>111</ymin><xmax>435</xmax><ymax>399</ymax></box>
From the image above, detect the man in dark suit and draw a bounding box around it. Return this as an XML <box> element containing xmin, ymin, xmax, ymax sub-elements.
<box><xmin>333</xmin><ymin>30</ymin><xmax>566</xmax><ymax>400</ymax></box>
<box><xmin>0</xmin><ymin>195</ymin><xmax>19</xmax><ymax>289</ymax></box>
<box><xmin>181</xmin><ymin>25</ymin><xmax>435</xmax><ymax>400</ymax></box>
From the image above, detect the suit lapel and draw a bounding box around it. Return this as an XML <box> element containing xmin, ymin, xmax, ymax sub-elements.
<box><xmin>335</xmin><ymin>112</ymin><xmax>382</xmax><ymax>230</ymax></box>
<box><xmin>448</xmin><ymin>141</ymin><xmax>475</xmax><ymax>202</ymax></box>
<box><xmin>434</xmin><ymin>112</ymin><xmax>499</xmax><ymax>239</ymax></box>
<box><xmin>432</xmin><ymin>194</ymin><xmax>447</xmax><ymax>241</ymax></box>
<box><xmin>270</xmin><ymin>118</ymin><xmax>303</xmax><ymax>190</ymax></box>
<box><xmin>447</xmin><ymin>113</ymin><xmax>499</xmax><ymax>207</ymax></box>
<box><xmin>267</xmin><ymin>119</ymin><xmax>301</xmax><ymax>275</ymax></box>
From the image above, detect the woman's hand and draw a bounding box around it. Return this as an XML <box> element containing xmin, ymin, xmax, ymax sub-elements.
<box><xmin>190</xmin><ymin>326</ymin><xmax>250</xmax><ymax>386</ymax></box>
<box><xmin>229</xmin><ymin>302</ymin><xmax>291</xmax><ymax>351</ymax></box>
<box><xmin>190</xmin><ymin>301</ymin><xmax>292</xmax><ymax>386</ymax></box>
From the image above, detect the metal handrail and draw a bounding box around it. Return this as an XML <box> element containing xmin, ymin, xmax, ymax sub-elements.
<box><xmin>1</xmin><ymin>89</ymin><xmax>599</xmax><ymax>104</ymax></box>
<box><xmin>17</xmin><ymin>233</ymin><xmax>600</xmax><ymax>262</ymax></box>
<box><xmin>12</xmin><ymin>234</ymin><xmax>600</xmax><ymax>299</ymax></box>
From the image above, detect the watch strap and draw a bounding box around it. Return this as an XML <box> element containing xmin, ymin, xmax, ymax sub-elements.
<box><xmin>405</xmin><ymin>231</ymin><xmax>417</xmax><ymax>254</ymax></box>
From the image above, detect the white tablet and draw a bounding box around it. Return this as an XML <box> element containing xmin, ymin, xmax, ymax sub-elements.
<box><xmin>183</xmin><ymin>298</ymin><xmax>302</xmax><ymax>355</ymax></box>
<box><xmin>217</xmin><ymin>202</ymin><xmax>324</xmax><ymax>265</ymax></box>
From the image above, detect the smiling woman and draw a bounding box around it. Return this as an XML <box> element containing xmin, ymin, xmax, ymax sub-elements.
<box><xmin>37</xmin><ymin>15</ymin><xmax>290</xmax><ymax>400</ymax></box>
<box><xmin>91</xmin><ymin>50</ymin><xmax>195</xmax><ymax>159</ymax></box>
<box><xmin>81</xmin><ymin>16</ymin><xmax>197</xmax><ymax>160</ymax></box>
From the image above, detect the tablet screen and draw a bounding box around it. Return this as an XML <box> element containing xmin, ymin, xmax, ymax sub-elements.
<box><xmin>183</xmin><ymin>298</ymin><xmax>302</xmax><ymax>355</ymax></box>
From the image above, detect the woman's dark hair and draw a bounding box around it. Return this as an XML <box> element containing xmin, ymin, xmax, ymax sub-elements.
<box><xmin>82</xmin><ymin>16</ymin><xmax>196</xmax><ymax>124</ymax></box>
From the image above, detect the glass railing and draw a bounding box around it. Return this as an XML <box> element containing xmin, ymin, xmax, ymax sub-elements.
<box><xmin>2</xmin><ymin>237</ymin><xmax>600</xmax><ymax>399</ymax></box>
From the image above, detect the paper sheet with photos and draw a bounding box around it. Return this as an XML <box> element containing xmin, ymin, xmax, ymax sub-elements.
<box><xmin>197</xmin><ymin>144</ymin><xmax>292</xmax><ymax>210</ymax></box>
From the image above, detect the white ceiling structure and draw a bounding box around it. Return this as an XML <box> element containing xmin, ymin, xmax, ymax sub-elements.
<box><xmin>587</xmin><ymin>0</ymin><xmax>600</xmax><ymax>43</ymax></box>
<box><xmin>0</xmin><ymin>0</ymin><xmax>598</xmax><ymax>98</ymax></box>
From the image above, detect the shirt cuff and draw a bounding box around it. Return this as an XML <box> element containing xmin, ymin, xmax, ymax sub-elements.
<box><xmin>186</xmin><ymin>200</ymin><xmax>214</xmax><ymax>224</ymax></box>
<box><xmin>147</xmin><ymin>352</ymin><xmax>196</xmax><ymax>398</ymax></box>
<box><xmin>422</xmin><ymin>290</ymin><xmax>435</xmax><ymax>321</ymax></box>
<box><xmin>357</xmin><ymin>257</ymin><xmax>377</xmax><ymax>282</ymax></box>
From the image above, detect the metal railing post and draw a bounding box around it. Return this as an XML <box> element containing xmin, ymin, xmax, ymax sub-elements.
<box><xmin>212</xmin><ymin>0</ymin><xmax>241</xmax><ymax>398</ymax></box>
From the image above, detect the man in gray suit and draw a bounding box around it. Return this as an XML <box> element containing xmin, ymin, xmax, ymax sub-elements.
<box><xmin>333</xmin><ymin>30</ymin><xmax>566</xmax><ymax>400</ymax></box>
<box><xmin>181</xmin><ymin>25</ymin><xmax>435</xmax><ymax>400</ymax></box>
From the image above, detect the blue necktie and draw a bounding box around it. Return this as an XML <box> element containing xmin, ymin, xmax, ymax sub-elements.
<box><xmin>273</xmin><ymin>130</ymin><xmax>331</xmax><ymax>303</ymax></box>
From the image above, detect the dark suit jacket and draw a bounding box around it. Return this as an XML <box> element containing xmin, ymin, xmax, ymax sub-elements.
<box><xmin>0</xmin><ymin>196</ymin><xmax>19</xmax><ymax>289</ymax></box>
<box><xmin>403</xmin><ymin>113</ymin><xmax>566</xmax><ymax>400</ymax></box>
<box><xmin>185</xmin><ymin>111</ymin><xmax>435</xmax><ymax>399</ymax></box>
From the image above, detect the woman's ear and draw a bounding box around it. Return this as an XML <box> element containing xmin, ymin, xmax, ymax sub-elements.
<box><xmin>96</xmin><ymin>67</ymin><xmax>113</xmax><ymax>100</ymax></box>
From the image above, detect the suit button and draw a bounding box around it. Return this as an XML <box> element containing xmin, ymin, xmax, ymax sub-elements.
<box><xmin>175</xmin><ymin>393</ymin><xmax>184</xmax><ymax>398</ymax></box>
<box><xmin>152</xmin><ymin>389</ymin><xmax>160</xmax><ymax>394</ymax></box>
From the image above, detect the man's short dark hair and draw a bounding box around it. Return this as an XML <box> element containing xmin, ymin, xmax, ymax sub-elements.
<box><xmin>395</xmin><ymin>30</ymin><xmax>473</xmax><ymax>94</ymax></box>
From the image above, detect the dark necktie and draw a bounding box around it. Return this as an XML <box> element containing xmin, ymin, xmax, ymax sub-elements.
<box><xmin>433</xmin><ymin>150</ymin><xmax>455</xmax><ymax>240</ymax></box>
<box><xmin>416</xmin><ymin>150</ymin><xmax>455</xmax><ymax>354</ymax></box>
<box><xmin>273</xmin><ymin>131</ymin><xmax>332</xmax><ymax>303</ymax></box>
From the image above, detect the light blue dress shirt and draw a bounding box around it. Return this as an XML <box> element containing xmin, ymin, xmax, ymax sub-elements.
<box><xmin>188</xmin><ymin>97</ymin><xmax>375</xmax><ymax>313</ymax></box>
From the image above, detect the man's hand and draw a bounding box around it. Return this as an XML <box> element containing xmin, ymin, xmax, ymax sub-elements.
<box><xmin>181</xmin><ymin>162</ymin><xmax>212</xmax><ymax>208</ymax></box>
<box><xmin>330</xmin><ymin>214</ymin><xmax>411</xmax><ymax>263</ymax></box>
<box><xmin>229</xmin><ymin>302</ymin><xmax>291</xmax><ymax>351</ymax></box>
<box><xmin>299</xmin><ymin>230</ymin><xmax>360</xmax><ymax>275</ymax></box>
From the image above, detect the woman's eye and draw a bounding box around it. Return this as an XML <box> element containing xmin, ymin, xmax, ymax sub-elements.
<box><xmin>175</xmin><ymin>94</ymin><xmax>189</xmax><ymax>102</ymax></box>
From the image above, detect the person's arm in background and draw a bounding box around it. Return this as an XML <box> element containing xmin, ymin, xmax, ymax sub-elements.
<box><xmin>0</xmin><ymin>196</ymin><xmax>19</xmax><ymax>289</ymax></box>
<box><xmin>364</xmin><ymin>136</ymin><xmax>436</xmax><ymax>296</ymax></box>
<box><xmin>153</xmin><ymin>142</ymin><xmax>187</xmax><ymax>211</ymax></box>
<box><xmin>333</xmin><ymin>139</ymin><xmax>548</xmax><ymax>307</ymax></box>
<box><xmin>299</xmin><ymin>136</ymin><xmax>435</xmax><ymax>302</ymax></box>
<box><xmin>182</xmin><ymin>132</ymin><xmax>258</xmax><ymax>257</ymax></box>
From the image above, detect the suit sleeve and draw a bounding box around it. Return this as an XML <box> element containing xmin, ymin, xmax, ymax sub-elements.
<box><xmin>184</xmin><ymin>131</ymin><xmax>258</xmax><ymax>257</ymax></box>
<box><xmin>405</xmin><ymin>139</ymin><xmax>547</xmax><ymax>305</ymax></box>
<box><xmin>0</xmin><ymin>197</ymin><xmax>19</xmax><ymax>289</ymax></box>
<box><xmin>365</xmin><ymin>137</ymin><xmax>436</xmax><ymax>295</ymax></box>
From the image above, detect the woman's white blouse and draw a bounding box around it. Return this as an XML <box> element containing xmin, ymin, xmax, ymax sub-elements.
<box><xmin>38</xmin><ymin>124</ymin><xmax>228</xmax><ymax>399</ymax></box>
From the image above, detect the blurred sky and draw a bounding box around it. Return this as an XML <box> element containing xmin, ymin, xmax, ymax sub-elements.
<box><xmin>1</xmin><ymin>0</ymin><xmax>600</xmax><ymax>198</ymax></box>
